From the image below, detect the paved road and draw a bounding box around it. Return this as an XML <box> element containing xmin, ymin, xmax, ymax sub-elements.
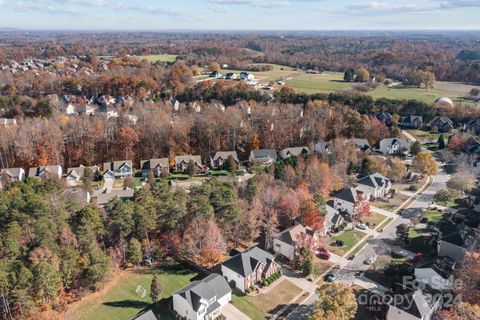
<box><xmin>287</xmin><ymin>159</ymin><xmax>450</xmax><ymax>319</ymax></box>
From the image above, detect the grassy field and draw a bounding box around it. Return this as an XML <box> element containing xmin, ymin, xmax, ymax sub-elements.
<box><xmin>329</xmin><ymin>230</ymin><xmax>367</xmax><ymax>256</ymax></box>
<box><xmin>422</xmin><ymin>209</ymin><xmax>444</xmax><ymax>225</ymax></box>
<box><xmin>136</xmin><ymin>54</ymin><xmax>178</xmax><ymax>63</ymax></box>
<box><xmin>69</xmin><ymin>261</ymin><xmax>199</xmax><ymax>320</ymax></box>
<box><xmin>219</xmin><ymin>63</ymin><xmax>475</xmax><ymax>103</ymax></box>
<box><xmin>372</xmin><ymin>193</ymin><xmax>410</xmax><ymax>212</ymax></box>
<box><xmin>358</xmin><ymin>212</ymin><xmax>388</xmax><ymax>228</ymax></box>
<box><xmin>231</xmin><ymin>279</ymin><xmax>302</xmax><ymax>320</ymax></box>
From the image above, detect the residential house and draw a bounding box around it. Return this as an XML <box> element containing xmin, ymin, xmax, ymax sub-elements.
<box><xmin>333</xmin><ymin>187</ymin><xmax>369</xmax><ymax>216</ymax></box>
<box><xmin>132</xmin><ymin>310</ymin><xmax>157</xmax><ymax>320</ymax></box>
<box><xmin>379</xmin><ymin>138</ymin><xmax>410</xmax><ymax>155</ymax></box>
<box><xmin>60</xmin><ymin>103</ymin><xmax>77</xmax><ymax>115</ymax></box>
<box><xmin>356</xmin><ymin>173</ymin><xmax>391</xmax><ymax>199</ymax></box>
<box><xmin>345</xmin><ymin>139</ymin><xmax>372</xmax><ymax>153</ymax></box>
<box><xmin>63</xmin><ymin>188</ymin><xmax>91</xmax><ymax>205</ymax></box>
<box><xmin>65</xmin><ymin>165</ymin><xmax>99</xmax><ymax>186</ymax></box>
<box><xmin>102</xmin><ymin>106</ymin><xmax>119</xmax><ymax>119</ymax></box>
<box><xmin>117</xmin><ymin>95</ymin><xmax>134</xmax><ymax>107</ymax></box>
<box><xmin>400</xmin><ymin>115</ymin><xmax>424</xmax><ymax>129</ymax></box>
<box><xmin>279</xmin><ymin>146</ymin><xmax>310</xmax><ymax>159</ymax></box>
<box><xmin>172</xmin><ymin>274</ymin><xmax>231</xmax><ymax>320</ymax></box>
<box><xmin>429</xmin><ymin>116</ymin><xmax>453</xmax><ymax>133</ymax></box>
<box><xmin>273</xmin><ymin>224</ymin><xmax>318</xmax><ymax>260</ymax></box>
<box><xmin>91</xmin><ymin>188</ymin><xmax>134</xmax><ymax>207</ymax></box>
<box><xmin>437</xmin><ymin>221</ymin><xmax>477</xmax><ymax>263</ymax></box>
<box><xmin>77</xmin><ymin>104</ymin><xmax>95</xmax><ymax>116</ymax></box>
<box><xmin>375</xmin><ymin>112</ymin><xmax>394</xmax><ymax>126</ymax></box>
<box><xmin>0</xmin><ymin>118</ymin><xmax>17</xmax><ymax>127</ymax></box>
<box><xmin>240</xmin><ymin>72</ymin><xmax>255</xmax><ymax>81</ymax></box>
<box><xmin>225</xmin><ymin>72</ymin><xmax>237</xmax><ymax>80</ymax></box>
<box><xmin>221</xmin><ymin>246</ymin><xmax>280</xmax><ymax>293</ymax></box>
<box><xmin>325</xmin><ymin>202</ymin><xmax>344</xmax><ymax>232</ymax></box>
<box><xmin>414</xmin><ymin>257</ymin><xmax>456</xmax><ymax>291</ymax></box>
<box><xmin>169</xmin><ymin>98</ymin><xmax>180</xmax><ymax>111</ymax></box>
<box><xmin>28</xmin><ymin>165</ymin><xmax>63</xmax><ymax>180</ymax></box>
<box><xmin>140</xmin><ymin>158</ymin><xmax>169</xmax><ymax>178</ymax></box>
<box><xmin>0</xmin><ymin>168</ymin><xmax>26</xmax><ymax>188</ymax></box>
<box><xmin>102</xmin><ymin>161</ymin><xmax>133</xmax><ymax>179</ymax></box>
<box><xmin>97</xmin><ymin>95</ymin><xmax>116</xmax><ymax>107</ymax></box>
<box><xmin>386</xmin><ymin>286</ymin><xmax>441</xmax><ymax>320</ymax></box>
<box><xmin>209</xmin><ymin>71</ymin><xmax>222</xmax><ymax>78</ymax></box>
<box><xmin>249</xmin><ymin>149</ymin><xmax>278</xmax><ymax>165</ymax></box>
<box><xmin>175</xmin><ymin>155</ymin><xmax>203</xmax><ymax>173</ymax></box>
<box><xmin>466</xmin><ymin>119</ymin><xmax>480</xmax><ymax>135</ymax></box>
<box><xmin>211</xmin><ymin>151</ymin><xmax>239</xmax><ymax>170</ymax></box>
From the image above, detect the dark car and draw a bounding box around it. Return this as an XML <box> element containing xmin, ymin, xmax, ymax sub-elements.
<box><xmin>324</xmin><ymin>273</ymin><xmax>338</xmax><ymax>282</ymax></box>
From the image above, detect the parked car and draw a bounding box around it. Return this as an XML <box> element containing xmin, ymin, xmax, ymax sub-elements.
<box><xmin>318</xmin><ymin>251</ymin><xmax>331</xmax><ymax>260</ymax></box>
<box><xmin>357</xmin><ymin>223</ymin><xmax>368</xmax><ymax>230</ymax></box>
<box><xmin>324</xmin><ymin>273</ymin><xmax>338</xmax><ymax>282</ymax></box>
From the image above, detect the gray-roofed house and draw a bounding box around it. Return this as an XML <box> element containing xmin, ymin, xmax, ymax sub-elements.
<box><xmin>91</xmin><ymin>188</ymin><xmax>134</xmax><ymax>207</ymax></box>
<box><xmin>273</xmin><ymin>224</ymin><xmax>318</xmax><ymax>260</ymax></box>
<box><xmin>400</xmin><ymin>115</ymin><xmax>423</xmax><ymax>129</ymax></box>
<box><xmin>315</xmin><ymin>141</ymin><xmax>331</xmax><ymax>155</ymax></box>
<box><xmin>414</xmin><ymin>257</ymin><xmax>456</xmax><ymax>291</ymax></box>
<box><xmin>325</xmin><ymin>201</ymin><xmax>344</xmax><ymax>232</ymax></box>
<box><xmin>279</xmin><ymin>146</ymin><xmax>310</xmax><ymax>159</ymax></box>
<box><xmin>211</xmin><ymin>151</ymin><xmax>239</xmax><ymax>170</ymax></box>
<box><xmin>386</xmin><ymin>286</ymin><xmax>441</xmax><ymax>320</ymax></box>
<box><xmin>333</xmin><ymin>187</ymin><xmax>369</xmax><ymax>216</ymax></box>
<box><xmin>437</xmin><ymin>222</ymin><xmax>477</xmax><ymax>263</ymax></box>
<box><xmin>221</xmin><ymin>246</ymin><xmax>280</xmax><ymax>293</ymax></box>
<box><xmin>249</xmin><ymin>149</ymin><xmax>278</xmax><ymax>165</ymax></box>
<box><xmin>140</xmin><ymin>158</ymin><xmax>169</xmax><ymax>178</ymax></box>
<box><xmin>28</xmin><ymin>165</ymin><xmax>63</xmax><ymax>180</ymax></box>
<box><xmin>65</xmin><ymin>165</ymin><xmax>99</xmax><ymax>186</ymax></box>
<box><xmin>345</xmin><ymin>139</ymin><xmax>371</xmax><ymax>153</ymax></box>
<box><xmin>0</xmin><ymin>167</ymin><xmax>26</xmax><ymax>188</ymax></box>
<box><xmin>175</xmin><ymin>155</ymin><xmax>203</xmax><ymax>173</ymax></box>
<box><xmin>172</xmin><ymin>274</ymin><xmax>231</xmax><ymax>320</ymax></box>
<box><xmin>429</xmin><ymin>116</ymin><xmax>453</xmax><ymax>133</ymax></box>
<box><xmin>466</xmin><ymin>118</ymin><xmax>480</xmax><ymax>136</ymax></box>
<box><xmin>375</xmin><ymin>112</ymin><xmax>393</xmax><ymax>126</ymax></box>
<box><xmin>102</xmin><ymin>161</ymin><xmax>133</xmax><ymax>179</ymax></box>
<box><xmin>356</xmin><ymin>173</ymin><xmax>391</xmax><ymax>199</ymax></box>
<box><xmin>132</xmin><ymin>309</ymin><xmax>157</xmax><ymax>320</ymax></box>
<box><xmin>379</xmin><ymin>138</ymin><xmax>411</xmax><ymax>155</ymax></box>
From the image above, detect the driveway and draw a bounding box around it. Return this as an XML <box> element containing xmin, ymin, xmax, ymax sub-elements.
<box><xmin>222</xmin><ymin>303</ymin><xmax>250</xmax><ymax>320</ymax></box>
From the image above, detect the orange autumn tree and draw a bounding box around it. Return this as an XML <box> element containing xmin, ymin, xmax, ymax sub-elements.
<box><xmin>457</xmin><ymin>252</ymin><xmax>480</xmax><ymax>304</ymax></box>
<box><xmin>115</xmin><ymin>127</ymin><xmax>139</xmax><ymax>160</ymax></box>
<box><xmin>296</xmin><ymin>182</ymin><xmax>325</xmax><ymax>233</ymax></box>
<box><xmin>353</xmin><ymin>193</ymin><xmax>371</xmax><ymax>222</ymax></box>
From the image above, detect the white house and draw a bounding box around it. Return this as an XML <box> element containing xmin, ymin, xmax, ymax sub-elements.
<box><xmin>221</xmin><ymin>246</ymin><xmax>280</xmax><ymax>293</ymax></box>
<box><xmin>240</xmin><ymin>72</ymin><xmax>255</xmax><ymax>81</ymax></box>
<box><xmin>356</xmin><ymin>173</ymin><xmax>391</xmax><ymax>199</ymax></box>
<box><xmin>249</xmin><ymin>149</ymin><xmax>278</xmax><ymax>165</ymax></box>
<box><xmin>273</xmin><ymin>224</ymin><xmax>318</xmax><ymax>260</ymax></box>
<box><xmin>78</xmin><ymin>104</ymin><xmax>95</xmax><ymax>116</ymax></box>
<box><xmin>28</xmin><ymin>165</ymin><xmax>63</xmax><ymax>180</ymax></box>
<box><xmin>379</xmin><ymin>138</ymin><xmax>410</xmax><ymax>155</ymax></box>
<box><xmin>414</xmin><ymin>257</ymin><xmax>456</xmax><ymax>291</ymax></box>
<box><xmin>61</xmin><ymin>103</ymin><xmax>77</xmax><ymax>115</ymax></box>
<box><xmin>172</xmin><ymin>274</ymin><xmax>231</xmax><ymax>320</ymax></box>
<box><xmin>102</xmin><ymin>161</ymin><xmax>133</xmax><ymax>179</ymax></box>
<box><xmin>333</xmin><ymin>187</ymin><xmax>369</xmax><ymax>216</ymax></box>
<box><xmin>0</xmin><ymin>168</ymin><xmax>26</xmax><ymax>188</ymax></box>
<box><xmin>386</xmin><ymin>287</ymin><xmax>440</xmax><ymax>320</ymax></box>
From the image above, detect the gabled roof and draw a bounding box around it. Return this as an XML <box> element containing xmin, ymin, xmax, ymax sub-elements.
<box><xmin>334</xmin><ymin>187</ymin><xmax>364</xmax><ymax>204</ymax></box>
<box><xmin>415</xmin><ymin>256</ymin><xmax>456</xmax><ymax>280</ymax></box>
<box><xmin>379</xmin><ymin>138</ymin><xmax>410</xmax><ymax>149</ymax></box>
<box><xmin>212</xmin><ymin>151</ymin><xmax>239</xmax><ymax>163</ymax></box>
<box><xmin>276</xmin><ymin>224</ymin><xmax>316</xmax><ymax>246</ymax></box>
<box><xmin>103</xmin><ymin>160</ymin><xmax>132</xmax><ymax>172</ymax></box>
<box><xmin>28</xmin><ymin>165</ymin><xmax>62</xmax><ymax>177</ymax></box>
<box><xmin>279</xmin><ymin>146</ymin><xmax>310</xmax><ymax>158</ymax></box>
<box><xmin>174</xmin><ymin>274</ymin><xmax>230</xmax><ymax>313</ymax></box>
<box><xmin>222</xmin><ymin>246</ymin><xmax>275</xmax><ymax>278</ymax></box>
<box><xmin>430</xmin><ymin>116</ymin><xmax>453</xmax><ymax>126</ymax></box>
<box><xmin>175</xmin><ymin>155</ymin><xmax>202</xmax><ymax>166</ymax></box>
<box><xmin>250</xmin><ymin>149</ymin><xmax>278</xmax><ymax>161</ymax></box>
<box><xmin>0</xmin><ymin>168</ymin><xmax>24</xmax><ymax>178</ymax></box>
<box><xmin>388</xmin><ymin>286</ymin><xmax>435</xmax><ymax>319</ymax></box>
<box><xmin>140</xmin><ymin>158</ymin><xmax>169</xmax><ymax>171</ymax></box>
<box><xmin>315</xmin><ymin>141</ymin><xmax>330</xmax><ymax>154</ymax></box>
<box><xmin>357</xmin><ymin>172</ymin><xmax>390</xmax><ymax>189</ymax></box>
<box><xmin>132</xmin><ymin>310</ymin><xmax>157</xmax><ymax>320</ymax></box>
<box><xmin>438</xmin><ymin>221</ymin><xmax>476</xmax><ymax>248</ymax></box>
<box><xmin>467</xmin><ymin>118</ymin><xmax>480</xmax><ymax>127</ymax></box>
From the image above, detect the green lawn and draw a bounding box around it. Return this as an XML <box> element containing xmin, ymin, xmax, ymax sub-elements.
<box><xmin>231</xmin><ymin>279</ymin><xmax>302</xmax><ymax>320</ymax></box>
<box><xmin>422</xmin><ymin>209</ymin><xmax>444</xmax><ymax>225</ymax></box>
<box><xmin>329</xmin><ymin>230</ymin><xmax>367</xmax><ymax>256</ymax></box>
<box><xmin>136</xmin><ymin>54</ymin><xmax>178</xmax><ymax>63</ymax></box>
<box><xmin>372</xmin><ymin>193</ymin><xmax>410</xmax><ymax>212</ymax></box>
<box><xmin>358</xmin><ymin>212</ymin><xmax>387</xmax><ymax>229</ymax></box>
<box><xmin>70</xmin><ymin>261</ymin><xmax>199</xmax><ymax>320</ymax></box>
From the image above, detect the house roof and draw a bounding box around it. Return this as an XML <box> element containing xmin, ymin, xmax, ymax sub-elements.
<box><xmin>174</xmin><ymin>274</ymin><xmax>231</xmax><ymax>313</ymax></box>
<box><xmin>132</xmin><ymin>310</ymin><xmax>157</xmax><ymax>320</ymax></box>
<box><xmin>66</xmin><ymin>165</ymin><xmax>86</xmax><ymax>179</ymax></box>
<box><xmin>430</xmin><ymin>116</ymin><xmax>453</xmax><ymax>126</ymax></box>
<box><xmin>222</xmin><ymin>246</ymin><xmax>275</xmax><ymax>278</ymax></box>
<box><xmin>212</xmin><ymin>151</ymin><xmax>239</xmax><ymax>163</ymax></box>
<box><xmin>334</xmin><ymin>187</ymin><xmax>364</xmax><ymax>204</ymax></box>
<box><xmin>415</xmin><ymin>256</ymin><xmax>456</xmax><ymax>280</ymax></box>
<box><xmin>0</xmin><ymin>168</ymin><xmax>24</xmax><ymax>178</ymax></box>
<box><xmin>345</xmin><ymin>139</ymin><xmax>370</xmax><ymax>149</ymax></box>
<box><xmin>467</xmin><ymin>118</ymin><xmax>480</xmax><ymax>127</ymax></box>
<box><xmin>379</xmin><ymin>138</ymin><xmax>410</xmax><ymax>149</ymax></box>
<box><xmin>388</xmin><ymin>287</ymin><xmax>435</xmax><ymax>319</ymax></box>
<box><xmin>357</xmin><ymin>172</ymin><xmax>390</xmax><ymax>189</ymax></box>
<box><xmin>438</xmin><ymin>221</ymin><xmax>476</xmax><ymax>248</ymax></box>
<box><xmin>93</xmin><ymin>188</ymin><xmax>134</xmax><ymax>206</ymax></box>
<box><xmin>250</xmin><ymin>149</ymin><xmax>278</xmax><ymax>161</ymax></box>
<box><xmin>140</xmin><ymin>158</ymin><xmax>169</xmax><ymax>171</ymax></box>
<box><xmin>276</xmin><ymin>224</ymin><xmax>316</xmax><ymax>246</ymax></box>
<box><xmin>375</xmin><ymin>112</ymin><xmax>393</xmax><ymax>122</ymax></box>
<box><xmin>315</xmin><ymin>142</ymin><xmax>330</xmax><ymax>154</ymax></box>
<box><xmin>28</xmin><ymin>165</ymin><xmax>62</xmax><ymax>177</ymax></box>
<box><xmin>279</xmin><ymin>146</ymin><xmax>310</xmax><ymax>158</ymax></box>
<box><xmin>175</xmin><ymin>155</ymin><xmax>202</xmax><ymax>166</ymax></box>
<box><xmin>103</xmin><ymin>160</ymin><xmax>132</xmax><ymax>172</ymax></box>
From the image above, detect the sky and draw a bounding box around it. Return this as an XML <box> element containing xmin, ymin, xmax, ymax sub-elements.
<box><xmin>0</xmin><ymin>0</ymin><xmax>479</xmax><ymax>31</ymax></box>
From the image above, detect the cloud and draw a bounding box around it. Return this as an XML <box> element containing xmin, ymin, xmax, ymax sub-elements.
<box><xmin>213</xmin><ymin>7</ymin><xmax>232</xmax><ymax>13</ymax></box>
<box><xmin>209</xmin><ymin>0</ymin><xmax>290</xmax><ymax>8</ymax></box>
<box><xmin>341</xmin><ymin>0</ymin><xmax>480</xmax><ymax>15</ymax></box>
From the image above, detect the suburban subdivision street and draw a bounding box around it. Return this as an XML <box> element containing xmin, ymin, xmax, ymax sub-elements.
<box><xmin>286</xmin><ymin>159</ymin><xmax>449</xmax><ymax>320</ymax></box>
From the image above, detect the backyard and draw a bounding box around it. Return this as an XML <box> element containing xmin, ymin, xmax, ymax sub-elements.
<box><xmin>65</xmin><ymin>260</ymin><xmax>200</xmax><ymax>320</ymax></box>
<box><xmin>231</xmin><ymin>278</ymin><xmax>303</xmax><ymax>320</ymax></box>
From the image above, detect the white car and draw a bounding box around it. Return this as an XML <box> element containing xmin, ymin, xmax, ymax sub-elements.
<box><xmin>357</xmin><ymin>223</ymin><xmax>368</xmax><ymax>230</ymax></box>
